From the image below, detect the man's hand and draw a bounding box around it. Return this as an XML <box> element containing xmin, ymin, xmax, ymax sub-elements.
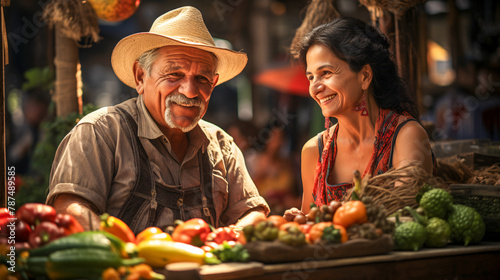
<box><xmin>51</xmin><ymin>194</ymin><xmax>101</xmax><ymax>231</ymax></box>
<box><xmin>234</xmin><ymin>210</ymin><xmax>266</xmax><ymax>228</ymax></box>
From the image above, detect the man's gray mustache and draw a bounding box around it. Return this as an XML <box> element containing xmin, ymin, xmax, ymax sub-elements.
<box><xmin>168</xmin><ymin>94</ymin><xmax>202</xmax><ymax>107</ymax></box>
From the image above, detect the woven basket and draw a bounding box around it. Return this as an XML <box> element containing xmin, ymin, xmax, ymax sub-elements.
<box><xmin>449</xmin><ymin>184</ymin><xmax>500</xmax><ymax>240</ymax></box>
<box><xmin>359</xmin><ymin>0</ymin><xmax>426</xmax><ymax>15</ymax></box>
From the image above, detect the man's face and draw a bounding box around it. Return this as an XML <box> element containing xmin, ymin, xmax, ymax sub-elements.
<box><xmin>135</xmin><ymin>46</ymin><xmax>219</xmax><ymax>133</ymax></box>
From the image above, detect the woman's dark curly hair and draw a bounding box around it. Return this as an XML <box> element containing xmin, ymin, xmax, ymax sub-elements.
<box><xmin>296</xmin><ymin>17</ymin><xmax>419</xmax><ymax>119</ymax></box>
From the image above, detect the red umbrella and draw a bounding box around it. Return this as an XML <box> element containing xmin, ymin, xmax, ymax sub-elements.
<box><xmin>254</xmin><ymin>63</ymin><xmax>310</xmax><ymax>96</ymax></box>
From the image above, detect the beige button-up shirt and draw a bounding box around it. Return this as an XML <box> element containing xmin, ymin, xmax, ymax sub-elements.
<box><xmin>47</xmin><ymin>96</ymin><xmax>269</xmax><ymax>231</ymax></box>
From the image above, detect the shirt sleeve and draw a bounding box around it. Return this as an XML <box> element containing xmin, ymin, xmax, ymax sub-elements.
<box><xmin>46</xmin><ymin>115</ymin><xmax>117</xmax><ymax>214</ymax></box>
<box><xmin>219</xmin><ymin>139</ymin><xmax>270</xmax><ymax>225</ymax></box>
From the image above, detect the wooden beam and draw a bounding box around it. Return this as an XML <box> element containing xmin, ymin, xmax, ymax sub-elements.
<box><xmin>1</xmin><ymin>1</ymin><xmax>9</xmax><ymax>208</ymax></box>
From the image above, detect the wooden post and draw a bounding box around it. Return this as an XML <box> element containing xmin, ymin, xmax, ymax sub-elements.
<box><xmin>447</xmin><ymin>0</ymin><xmax>461</xmax><ymax>78</ymax></box>
<box><xmin>1</xmin><ymin>0</ymin><xmax>10</xmax><ymax>208</ymax></box>
<box><xmin>54</xmin><ymin>26</ymin><xmax>82</xmax><ymax>117</ymax></box>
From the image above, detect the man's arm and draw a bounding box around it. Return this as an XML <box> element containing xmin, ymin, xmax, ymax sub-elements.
<box><xmin>51</xmin><ymin>194</ymin><xmax>101</xmax><ymax>231</ymax></box>
<box><xmin>234</xmin><ymin>207</ymin><xmax>267</xmax><ymax>228</ymax></box>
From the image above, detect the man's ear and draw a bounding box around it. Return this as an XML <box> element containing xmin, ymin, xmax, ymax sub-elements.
<box><xmin>133</xmin><ymin>61</ymin><xmax>145</xmax><ymax>94</ymax></box>
<box><xmin>211</xmin><ymin>74</ymin><xmax>219</xmax><ymax>90</ymax></box>
<box><xmin>360</xmin><ymin>64</ymin><xmax>373</xmax><ymax>91</ymax></box>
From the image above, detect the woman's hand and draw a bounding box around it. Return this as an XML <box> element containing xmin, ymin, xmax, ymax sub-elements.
<box><xmin>283</xmin><ymin>207</ymin><xmax>304</xmax><ymax>222</ymax></box>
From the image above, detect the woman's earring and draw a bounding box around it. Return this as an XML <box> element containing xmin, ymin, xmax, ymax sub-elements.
<box><xmin>353</xmin><ymin>91</ymin><xmax>368</xmax><ymax>116</ymax></box>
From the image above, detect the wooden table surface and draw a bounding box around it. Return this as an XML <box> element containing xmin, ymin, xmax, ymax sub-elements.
<box><xmin>199</xmin><ymin>242</ymin><xmax>500</xmax><ymax>280</ymax></box>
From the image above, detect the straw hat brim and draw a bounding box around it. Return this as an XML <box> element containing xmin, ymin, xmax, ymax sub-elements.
<box><xmin>111</xmin><ymin>32</ymin><xmax>248</xmax><ymax>88</ymax></box>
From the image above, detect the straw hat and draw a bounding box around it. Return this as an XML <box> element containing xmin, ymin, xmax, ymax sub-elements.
<box><xmin>111</xmin><ymin>6</ymin><xmax>248</xmax><ymax>88</ymax></box>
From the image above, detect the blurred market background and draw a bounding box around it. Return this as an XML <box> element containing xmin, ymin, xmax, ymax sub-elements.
<box><xmin>2</xmin><ymin>0</ymin><xmax>500</xmax><ymax>215</ymax></box>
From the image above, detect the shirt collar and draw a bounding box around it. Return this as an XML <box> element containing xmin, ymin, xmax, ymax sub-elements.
<box><xmin>136</xmin><ymin>95</ymin><xmax>164</xmax><ymax>140</ymax></box>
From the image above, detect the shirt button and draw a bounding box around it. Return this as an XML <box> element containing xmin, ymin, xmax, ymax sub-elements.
<box><xmin>177</xmin><ymin>198</ymin><xmax>183</xmax><ymax>207</ymax></box>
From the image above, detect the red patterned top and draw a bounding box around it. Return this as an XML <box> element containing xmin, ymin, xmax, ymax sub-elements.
<box><xmin>312</xmin><ymin>109</ymin><xmax>428</xmax><ymax>206</ymax></box>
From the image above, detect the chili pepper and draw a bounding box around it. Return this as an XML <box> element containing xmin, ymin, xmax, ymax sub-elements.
<box><xmin>54</xmin><ymin>213</ymin><xmax>84</xmax><ymax>235</ymax></box>
<box><xmin>137</xmin><ymin>239</ymin><xmax>215</xmax><ymax>267</ymax></box>
<box><xmin>136</xmin><ymin>227</ymin><xmax>162</xmax><ymax>244</ymax></box>
<box><xmin>100</xmin><ymin>213</ymin><xmax>136</xmax><ymax>244</ymax></box>
<box><xmin>206</xmin><ymin>226</ymin><xmax>245</xmax><ymax>245</ymax></box>
<box><xmin>29</xmin><ymin>221</ymin><xmax>65</xmax><ymax>249</ymax></box>
<box><xmin>171</xmin><ymin>218</ymin><xmax>211</xmax><ymax>247</ymax></box>
<box><xmin>17</xmin><ymin>203</ymin><xmax>57</xmax><ymax>227</ymax></box>
<box><xmin>333</xmin><ymin>200</ymin><xmax>368</xmax><ymax>229</ymax></box>
<box><xmin>46</xmin><ymin>248</ymin><xmax>144</xmax><ymax>280</ymax></box>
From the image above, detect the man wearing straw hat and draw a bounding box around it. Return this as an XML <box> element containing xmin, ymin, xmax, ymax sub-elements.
<box><xmin>46</xmin><ymin>6</ymin><xmax>270</xmax><ymax>233</ymax></box>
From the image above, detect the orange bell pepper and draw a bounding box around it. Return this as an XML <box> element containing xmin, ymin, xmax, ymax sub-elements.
<box><xmin>308</xmin><ymin>222</ymin><xmax>348</xmax><ymax>244</ymax></box>
<box><xmin>171</xmin><ymin>218</ymin><xmax>211</xmax><ymax>247</ymax></box>
<box><xmin>99</xmin><ymin>213</ymin><xmax>136</xmax><ymax>244</ymax></box>
<box><xmin>308</xmin><ymin>222</ymin><xmax>332</xmax><ymax>244</ymax></box>
<box><xmin>136</xmin><ymin>227</ymin><xmax>163</xmax><ymax>244</ymax></box>
<box><xmin>333</xmin><ymin>200</ymin><xmax>367</xmax><ymax>229</ymax></box>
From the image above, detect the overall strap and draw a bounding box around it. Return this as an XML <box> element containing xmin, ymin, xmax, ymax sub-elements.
<box><xmin>115</xmin><ymin>107</ymin><xmax>159</xmax><ymax>232</ymax></box>
<box><xmin>198</xmin><ymin>151</ymin><xmax>216</xmax><ymax>226</ymax></box>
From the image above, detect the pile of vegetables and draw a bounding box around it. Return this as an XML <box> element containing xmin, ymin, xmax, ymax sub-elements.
<box><xmin>393</xmin><ymin>186</ymin><xmax>486</xmax><ymax>251</ymax></box>
<box><xmin>242</xmin><ymin>196</ymin><xmax>393</xmax><ymax>249</ymax></box>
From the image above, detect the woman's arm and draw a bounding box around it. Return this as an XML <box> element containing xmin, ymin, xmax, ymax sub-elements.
<box><xmin>391</xmin><ymin>121</ymin><xmax>433</xmax><ymax>174</ymax></box>
<box><xmin>300</xmin><ymin>136</ymin><xmax>321</xmax><ymax>213</ymax></box>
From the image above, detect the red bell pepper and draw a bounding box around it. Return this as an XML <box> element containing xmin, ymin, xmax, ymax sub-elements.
<box><xmin>15</xmin><ymin>220</ymin><xmax>32</xmax><ymax>243</ymax></box>
<box><xmin>28</xmin><ymin>221</ymin><xmax>65</xmax><ymax>248</ymax></box>
<box><xmin>205</xmin><ymin>227</ymin><xmax>245</xmax><ymax>245</ymax></box>
<box><xmin>54</xmin><ymin>213</ymin><xmax>84</xmax><ymax>235</ymax></box>
<box><xmin>17</xmin><ymin>203</ymin><xmax>57</xmax><ymax>226</ymax></box>
<box><xmin>0</xmin><ymin>208</ymin><xmax>13</xmax><ymax>226</ymax></box>
<box><xmin>171</xmin><ymin>218</ymin><xmax>211</xmax><ymax>247</ymax></box>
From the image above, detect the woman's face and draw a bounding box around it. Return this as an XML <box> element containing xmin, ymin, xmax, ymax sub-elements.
<box><xmin>306</xmin><ymin>44</ymin><xmax>365</xmax><ymax>117</ymax></box>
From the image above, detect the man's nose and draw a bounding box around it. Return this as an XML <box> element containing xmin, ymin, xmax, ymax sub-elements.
<box><xmin>178</xmin><ymin>78</ymin><xmax>199</xmax><ymax>99</ymax></box>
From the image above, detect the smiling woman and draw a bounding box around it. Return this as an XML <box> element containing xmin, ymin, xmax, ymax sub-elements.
<box><xmin>284</xmin><ymin>17</ymin><xmax>435</xmax><ymax>219</ymax></box>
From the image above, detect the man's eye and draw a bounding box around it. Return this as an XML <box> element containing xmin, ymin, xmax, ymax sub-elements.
<box><xmin>307</xmin><ymin>75</ymin><xmax>313</xmax><ymax>81</ymax></box>
<box><xmin>166</xmin><ymin>72</ymin><xmax>182</xmax><ymax>78</ymax></box>
<box><xmin>196</xmin><ymin>76</ymin><xmax>212</xmax><ymax>84</ymax></box>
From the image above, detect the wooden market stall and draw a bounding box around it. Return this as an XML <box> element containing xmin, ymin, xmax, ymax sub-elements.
<box><xmin>198</xmin><ymin>242</ymin><xmax>500</xmax><ymax>280</ymax></box>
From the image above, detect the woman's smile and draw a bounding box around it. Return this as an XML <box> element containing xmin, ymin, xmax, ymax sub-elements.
<box><xmin>320</xmin><ymin>94</ymin><xmax>337</xmax><ymax>104</ymax></box>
